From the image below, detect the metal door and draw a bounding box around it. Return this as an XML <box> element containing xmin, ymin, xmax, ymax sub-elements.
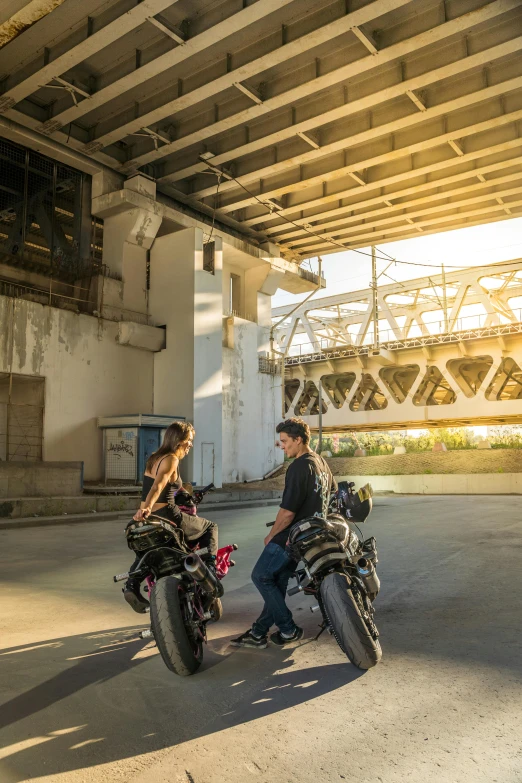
<box><xmin>138</xmin><ymin>429</ymin><xmax>161</xmax><ymax>477</ymax></box>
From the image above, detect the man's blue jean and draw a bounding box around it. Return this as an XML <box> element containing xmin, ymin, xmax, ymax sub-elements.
<box><xmin>251</xmin><ymin>542</ymin><xmax>297</xmax><ymax>637</ymax></box>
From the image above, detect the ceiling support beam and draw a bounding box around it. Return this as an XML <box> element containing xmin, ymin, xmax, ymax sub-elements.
<box><xmin>233</xmin><ymin>82</ymin><xmax>263</xmax><ymax>105</ymax></box>
<box><xmin>297</xmin><ymin>131</ymin><xmax>320</xmax><ymax>149</ymax></box>
<box><xmin>97</xmin><ymin>0</ymin><xmax>415</xmax><ymax>166</ymax></box>
<box><xmin>405</xmin><ymin>89</ymin><xmax>426</xmax><ymax>111</ymax></box>
<box><xmin>209</xmin><ymin>103</ymin><xmax>522</xmax><ymax>214</ymax></box>
<box><xmin>348</xmin><ymin>171</ymin><xmax>366</xmax><ymax>186</ymax></box>
<box><xmin>285</xmin><ymin>171</ymin><xmax>522</xmax><ymax>248</ymax></box>
<box><xmin>132</xmin><ymin>0</ymin><xmax>517</xmax><ymax>174</ymax></box>
<box><xmin>186</xmin><ymin>41</ymin><xmax>522</xmax><ymax>201</ymax></box>
<box><xmin>257</xmin><ymin>151</ymin><xmax>522</xmax><ymax>236</ymax></box>
<box><xmin>147</xmin><ymin>16</ymin><xmax>186</xmax><ymax>45</ymax></box>
<box><xmin>38</xmin><ymin>0</ymin><xmax>300</xmax><ymax>143</ymax></box>
<box><xmin>351</xmin><ymin>25</ymin><xmax>379</xmax><ymax>54</ymax></box>
<box><xmin>292</xmin><ymin>184</ymin><xmax>522</xmax><ymax>252</ymax></box>
<box><xmin>0</xmin><ymin>0</ymin><xmax>177</xmax><ymax>115</ymax></box>
<box><xmin>448</xmin><ymin>139</ymin><xmax>465</xmax><ymax>156</ymax></box>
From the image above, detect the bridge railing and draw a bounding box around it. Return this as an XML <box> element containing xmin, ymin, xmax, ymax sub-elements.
<box><xmin>284</xmin><ymin>308</ymin><xmax>522</xmax><ymax>360</ymax></box>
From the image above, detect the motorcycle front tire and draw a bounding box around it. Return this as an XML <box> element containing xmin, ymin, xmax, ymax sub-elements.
<box><xmin>150</xmin><ymin>576</ymin><xmax>203</xmax><ymax>676</ymax></box>
<box><xmin>320</xmin><ymin>571</ymin><xmax>382</xmax><ymax>670</ymax></box>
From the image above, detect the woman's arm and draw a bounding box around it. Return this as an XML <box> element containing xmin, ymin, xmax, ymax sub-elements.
<box><xmin>134</xmin><ymin>456</ymin><xmax>178</xmax><ymax>521</ymax></box>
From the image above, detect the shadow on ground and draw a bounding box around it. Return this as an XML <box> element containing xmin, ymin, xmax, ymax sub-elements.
<box><xmin>0</xmin><ymin>617</ymin><xmax>362</xmax><ymax>781</ymax></box>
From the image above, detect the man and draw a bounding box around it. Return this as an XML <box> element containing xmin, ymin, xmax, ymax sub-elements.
<box><xmin>231</xmin><ymin>417</ymin><xmax>336</xmax><ymax>649</ymax></box>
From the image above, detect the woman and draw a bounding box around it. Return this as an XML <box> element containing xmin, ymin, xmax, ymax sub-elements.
<box><xmin>123</xmin><ymin>421</ymin><xmax>218</xmax><ymax>613</ymax></box>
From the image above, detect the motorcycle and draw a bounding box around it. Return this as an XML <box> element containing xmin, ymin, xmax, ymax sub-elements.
<box><xmin>113</xmin><ymin>483</ymin><xmax>237</xmax><ymax>677</ymax></box>
<box><xmin>272</xmin><ymin>481</ymin><xmax>382</xmax><ymax>670</ymax></box>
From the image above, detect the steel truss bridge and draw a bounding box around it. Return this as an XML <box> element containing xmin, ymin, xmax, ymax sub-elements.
<box><xmin>273</xmin><ymin>258</ymin><xmax>522</xmax><ymax>431</ymax></box>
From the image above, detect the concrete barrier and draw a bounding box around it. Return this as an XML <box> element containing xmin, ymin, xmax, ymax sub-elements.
<box><xmin>0</xmin><ymin>488</ymin><xmax>283</xmax><ymax>518</ymax></box>
<box><xmin>0</xmin><ymin>462</ymin><xmax>83</xmax><ymax>498</ymax></box>
<box><xmin>340</xmin><ymin>473</ymin><xmax>522</xmax><ymax>494</ymax></box>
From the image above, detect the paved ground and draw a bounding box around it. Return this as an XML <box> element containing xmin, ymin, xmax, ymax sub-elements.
<box><xmin>0</xmin><ymin>497</ymin><xmax>520</xmax><ymax>783</ymax></box>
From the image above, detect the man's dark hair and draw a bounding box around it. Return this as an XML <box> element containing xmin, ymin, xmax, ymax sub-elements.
<box><xmin>276</xmin><ymin>417</ymin><xmax>310</xmax><ymax>445</ymax></box>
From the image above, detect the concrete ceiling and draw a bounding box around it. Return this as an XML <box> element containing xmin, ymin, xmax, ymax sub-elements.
<box><xmin>0</xmin><ymin>0</ymin><xmax>521</xmax><ymax>260</ymax></box>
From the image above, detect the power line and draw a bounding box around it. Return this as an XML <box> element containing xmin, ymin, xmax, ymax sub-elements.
<box><xmin>202</xmin><ymin>162</ymin><xmax>396</xmax><ymax>262</ymax></box>
<box><xmin>202</xmin><ymin>162</ymin><xmax>522</xmax><ymax>273</ymax></box>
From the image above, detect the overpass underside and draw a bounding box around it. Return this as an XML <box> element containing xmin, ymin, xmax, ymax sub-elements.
<box><xmin>278</xmin><ymin>259</ymin><xmax>522</xmax><ymax>432</ymax></box>
<box><xmin>0</xmin><ymin>0</ymin><xmax>521</xmax><ymax>256</ymax></box>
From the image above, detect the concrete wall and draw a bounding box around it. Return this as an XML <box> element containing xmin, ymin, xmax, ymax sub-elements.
<box><xmin>150</xmin><ymin>228</ymin><xmax>224</xmax><ymax>486</ymax></box>
<box><xmin>0</xmin><ymin>461</ymin><xmax>83</xmax><ymax>498</ymax></box>
<box><xmin>222</xmin><ymin>317</ymin><xmax>283</xmax><ymax>482</ymax></box>
<box><xmin>339</xmin><ymin>473</ymin><xmax>522</xmax><ymax>494</ymax></box>
<box><xmin>0</xmin><ymin>296</ymin><xmax>153</xmax><ymax>481</ymax></box>
<box><xmin>327</xmin><ymin>449</ymin><xmax>522</xmax><ymax>476</ymax></box>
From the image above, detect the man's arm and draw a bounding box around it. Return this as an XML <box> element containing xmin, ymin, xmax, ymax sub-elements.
<box><xmin>265</xmin><ymin>507</ymin><xmax>295</xmax><ymax>545</ymax></box>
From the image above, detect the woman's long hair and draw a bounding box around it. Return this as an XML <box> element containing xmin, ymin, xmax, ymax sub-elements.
<box><xmin>146</xmin><ymin>421</ymin><xmax>195</xmax><ymax>473</ymax></box>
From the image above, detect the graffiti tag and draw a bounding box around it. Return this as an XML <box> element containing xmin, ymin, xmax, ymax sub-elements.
<box><xmin>108</xmin><ymin>441</ymin><xmax>134</xmax><ymax>458</ymax></box>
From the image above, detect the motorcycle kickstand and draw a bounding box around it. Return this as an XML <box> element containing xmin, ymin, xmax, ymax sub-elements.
<box><xmin>313</xmin><ymin>622</ymin><xmax>328</xmax><ymax>642</ymax></box>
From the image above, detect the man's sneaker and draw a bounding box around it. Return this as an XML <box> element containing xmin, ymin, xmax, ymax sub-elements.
<box><xmin>270</xmin><ymin>626</ymin><xmax>304</xmax><ymax>646</ymax></box>
<box><xmin>230</xmin><ymin>629</ymin><xmax>268</xmax><ymax>649</ymax></box>
<box><xmin>123</xmin><ymin>580</ymin><xmax>149</xmax><ymax>614</ymax></box>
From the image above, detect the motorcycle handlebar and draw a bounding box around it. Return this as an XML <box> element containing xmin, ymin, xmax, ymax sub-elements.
<box><xmin>266</xmin><ymin>521</ymin><xmax>275</xmax><ymax>527</ymax></box>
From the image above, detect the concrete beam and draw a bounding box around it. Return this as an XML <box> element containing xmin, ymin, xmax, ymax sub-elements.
<box><xmin>117</xmin><ymin>0</ymin><xmax>416</xmax><ymax>170</ymax></box>
<box><xmin>118</xmin><ymin>322</ymin><xmax>166</xmax><ymax>352</ymax></box>
<box><xmin>369</xmin><ymin>348</ymin><xmax>397</xmax><ymax>366</ymax></box>
<box><xmin>0</xmin><ymin>0</ymin><xmax>67</xmax><ymax>51</ymax></box>
<box><xmin>275</xmin><ymin>162</ymin><xmax>522</xmax><ymax>244</ymax></box>
<box><xmin>294</xmin><ymin>182</ymin><xmax>522</xmax><ymax>252</ymax></box>
<box><xmin>0</xmin><ymin>0</ymin><xmax>177</xmax><ymax>115</ymax></box>
<box><xmin>351</xmin><ymin>26</ymin><xmax>379</xmax><ymax>55</ymax></box>
<box><xmin>159</xmin><ymin>3</ymin><xmax>521</xmax><ymax>186</ymax></box>
<box><xmin>206</xmin><ymin>54</ymin><xmax>522</xmax><ymax>210</ymax></box>
<box><xmin>244</xmin><ymin>134</ymin><xmax>522</xmax><ymax>237</ymax></box>
<box><xmin>39</xmin><ymin>0</ymin><xmax>301</xmax><ymax>144</ymax></box>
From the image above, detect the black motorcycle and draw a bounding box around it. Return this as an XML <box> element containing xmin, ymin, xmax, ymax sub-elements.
<box><xmin>274</xmin><ymin>481</ymin><xmax>382</xmax><ymax>670</ymax></box>
<box><xmin>113</xmin><ymin>484</ymin><xmax>237</xmax><ymax>677</ymax></box>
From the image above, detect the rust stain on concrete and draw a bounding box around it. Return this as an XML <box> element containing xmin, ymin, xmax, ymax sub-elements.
<box><xmin>0</xmin><ymin>0</ymin><xmax>66</xmax><ymax>50</ymax></box>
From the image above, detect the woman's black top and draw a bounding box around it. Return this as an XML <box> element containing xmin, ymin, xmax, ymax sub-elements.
<box><xmin>141</xmin><ymin>455</ymin><xmax>183</xmax><ymax>504</ymax></box>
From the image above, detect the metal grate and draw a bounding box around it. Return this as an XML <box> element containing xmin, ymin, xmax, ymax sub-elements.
<box><xmin>104</xmin><ymin>429</ymin><xmax>138</xmax><ymax>482</ymax></box>
<box><xmin>258</xmin><ymin>356</ymin><xmax>281</xmax><ymax>374</ymax></box>
<box><xmin>0</xmin><ymin>373</ymin><xmax>44</xmax><ymax>461</ymax></box>
<box><xmin>0</xmin><ymin>137</ymin><xmax>99</xmax><ymax>285</ymax></box>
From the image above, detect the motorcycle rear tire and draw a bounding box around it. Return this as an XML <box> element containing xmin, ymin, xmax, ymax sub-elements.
<box><xmin>320</xmin><ymin>572</ymin><xmax>382</xmax><ymax>670</ymax></box>
<box><xmin>150</xmin><ymin>576</ymin><xmax>203</xmax><ymax>676</ymax></box>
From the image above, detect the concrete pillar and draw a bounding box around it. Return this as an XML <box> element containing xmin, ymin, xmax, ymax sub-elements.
<box><xmin>96</xmin><ymin>175</ymin><xmax>162</xmax><ymax>319</ymax></box>
<box><xmin>149</xmin><ymin>228</ymin><xmax>223</xmax><ymax>487</ymax></box>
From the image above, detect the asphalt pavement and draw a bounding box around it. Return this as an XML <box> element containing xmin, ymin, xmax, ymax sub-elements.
<box><xmin>0</xmin><ymin>497</ymin><xmax>520</xmax><ymax>783</ymax></box>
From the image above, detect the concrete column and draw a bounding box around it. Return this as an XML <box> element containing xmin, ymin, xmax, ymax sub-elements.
<box><xmin>149</xmin><ymin>228</ymin><xmax>223</xmax><ymax>487</ymax></box>
<box><xmin>94</xmin><ymin>175</ymin><xmax>162</xmax><ymax>320</ymax></box>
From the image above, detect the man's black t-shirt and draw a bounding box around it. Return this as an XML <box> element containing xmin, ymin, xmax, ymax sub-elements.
<box><xmin>271</xmin><ymin>452</ymin><xmax>337</xmax><ymax>549</ymax></box>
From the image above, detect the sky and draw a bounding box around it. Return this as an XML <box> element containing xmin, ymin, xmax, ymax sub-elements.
<box><xmin>272</xmin><ymin>216</ymin><xmax>522</xmax><ymax>309</ymax></box>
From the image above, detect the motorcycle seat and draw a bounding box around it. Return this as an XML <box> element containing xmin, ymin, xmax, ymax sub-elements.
<box><xmin>288</xmin><ymin>515</ymin><xmax>349</xmax><ymax>546</ymax></box>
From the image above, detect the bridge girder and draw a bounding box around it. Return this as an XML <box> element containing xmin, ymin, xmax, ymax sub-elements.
<box><xmin>0</xmin><ymin>0</ymin><xmax>521</xmax><ymax>253</ymax></box>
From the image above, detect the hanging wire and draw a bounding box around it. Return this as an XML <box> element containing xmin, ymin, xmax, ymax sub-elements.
<box><xmin>205</xmin><ymin>171</ymin><xmax>222</xmax><ymax>246</ymax></box>
<box><xmin>200</xmin><ymin>161</ymin><xmax>522</xmax><ymax>272</ymax></box>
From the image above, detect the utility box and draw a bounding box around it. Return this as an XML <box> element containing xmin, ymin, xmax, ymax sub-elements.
<box><xmin>97</xmin><ymin>414</ymin><xmax>185</xmax><ymax>484</ymax></box>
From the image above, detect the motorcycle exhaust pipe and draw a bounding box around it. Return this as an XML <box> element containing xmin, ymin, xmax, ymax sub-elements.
<box><xmin>184</xmin><ymin>553</ymin><xmax>224</xmax><ymax>598</ymax></box>
<box><xmin>356</xmin><ymin>557</ymin><xmax>380</xmax><ymax>600</ymax></box>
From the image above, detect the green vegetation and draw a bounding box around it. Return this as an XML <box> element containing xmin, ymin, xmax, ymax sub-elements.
<box><xmin>310</xmin><ymin>426</ymin><xmax>522</xmax><ymax>456</ymax></box>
